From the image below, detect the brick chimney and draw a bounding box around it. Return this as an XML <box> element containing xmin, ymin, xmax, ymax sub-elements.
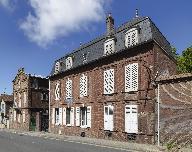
<box><xmin>106</xmin><ymin>13</ymin><xmax>114</xmax><ymax>37</ymax></box>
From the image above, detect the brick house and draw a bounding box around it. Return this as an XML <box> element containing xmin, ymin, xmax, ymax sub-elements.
<box><xmin>49</xmin><ymin>14</ymin><xmax>176</xmax><ymax>144</ymax></box>
<box><xmin>0</xmin><ymin>94</ymin><xmax>13</xmax><ymax>125</ymax></box>
<box><xmin>10</xmin><ymin>68</ymin><xmax>49</xmax><ymax>131</ymax></box>
<box><xmin>156</xmin><ymin>73</ymin><xmax>192</xmax><ymax>147</ymax></box>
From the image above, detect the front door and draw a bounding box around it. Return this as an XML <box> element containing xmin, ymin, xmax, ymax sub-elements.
<box><xmin>104</xmin><ymin>105</ymin><xmax>114</xmax><ymax>131</ymax></box>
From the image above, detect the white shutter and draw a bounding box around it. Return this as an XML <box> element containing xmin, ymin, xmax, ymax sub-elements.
<box><xmin>87</xmin><ymin>106</ymin><xmax>91</xmax><ymax>128</ymax></box>
<box><xmin>104</xmin><ymin>38</ymin><xmax>115</xmax><ymax>55</ymax></box>
<box><xmin>14</xmin><ymin>110</ymin><xmax>16</xmax><ymax>121</ymax></box>
<box><xmin>70</xmin><ymin>107</ymin><xmax>74</xmax><ymax>126</ymax></box>
<box><xmin>125</xmin><ymin>105</ymin><xmax>138</xmax><ymax>133</ymax></box>
<box><xmin>131</xmin><ymin>63</ymin><xmax>138</xmax><ymax>91</ymax></box>
<box><xmin>63</xmin><ymin>107</ymin><xmax>66</xmax><ymax>125</ymax></box>
<box><xmin>125</xmin><ymin>63</ymin><xmax>138</xmax><ymax>92</ymax></box>
<box><xmin>59</xmin><ymin>108</ymin><xmax>63</xmax><ymax>125</ymax></box>
<box><xmin>23</xmin><ymin>92</ymin><xmax>27</xmax><ymax>106</ymax></box>
<box><xmin>23</xmin><ymin>110</ymin><xmax>25</xmax><ymax>123</ymax></box>
<box><xmin>66</xmin><ymin>79</ymin><xmax>72</xmax><ymax>99</ymax></box>
<box><xmin>76</xmin><ymin>107</ymin><xmax>80</xmax><ymax>126</ymax></box>
<box><xmin>80</xmin><ymin>74</ymin><xmax>88</xmax><ymax>97</ymax></box>
<box><xmin>52</xmin><ymin>108</ymin><xmax>55</xmax><ymax>125</ymax></box>
<box><xmin>104</xmin><ymin>69</ymin><xmax>114</xmax><ymax>94</ymax></box>
<box><xmin>66</xmin><ymin>57</ymin><xmax>73</xmax><ymax>70</ymax></box>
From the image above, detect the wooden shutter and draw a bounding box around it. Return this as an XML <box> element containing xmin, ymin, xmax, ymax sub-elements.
<box><xmin>70</xmin><ymin>107</ymin><xmax>74</xmax><ymax>126</ymax></box>
<box><xmin>131</xmin><ymin>63</ymin><xmax>138</xmax><ymax>91</ymax></box>
<box><xmin>52</xmin><ymin>108</ymin><xmax>55</xmax><ymax>125</ymax></box>
<box><xmin>125</xmin><ymin>28</ymin><xmax>138</xmax><ymax>48</ymax></box>
<box><xmin>104</xmin><ymin>69</ymin><xmax>114</xmax><ymax>94</ymax></box>
<box><xmin>63</xmin><ymin>107</ymin><xmax>66</xmax><ymax>125</ymax></box>
<box><xmin>55</xmin><ymin>83</ymin><xmax>60</xmax><ymax>100</ymax></box>
<box><xmin>59</xmin><ymin>108</ymin><xmax>63</xmax><ymax>125</ymax></box>
<box><xmin>66</xmin><ymin>79</ymin><xmax>72</xmax><ymax>99</ymax></box>
<box><xmin>125</xmin><ymin>63</ymin><xmax>138</xmax><ymax>92</ymax></box>
<box><xmin>76</xmin><ymin>107</ymin><xmax>80</xmax><ymax>126</ymax></box>
<box><xmin>80</xmin><ymin>74</ymin><xmax>88</xmax><ymax>97</ymax></box>
<box><xmin>23</xmin><ymin>110</ymin><xmax>25</xmax><ymax>123</ymax></box>
<box><xmin>87</xmin><ymin>106</ymin><xmax>91</xmax><ymax>128</ymax></box>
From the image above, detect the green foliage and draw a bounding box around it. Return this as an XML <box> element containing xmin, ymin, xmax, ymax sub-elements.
<box><xmin>177</xmin><ymin>46</ymin><xmax>192</xmax><ymax>73</ymax></box>
<box><xmin>166</xmin><ymin>142</ymin><xmax>175</xmax><ymax>151</ymax></box>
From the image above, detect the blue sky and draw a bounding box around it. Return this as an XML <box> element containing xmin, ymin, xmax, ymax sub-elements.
<box><xmin>0</xmin><ymin>0</ymin><xmax>191</xmax><ymax>94</ymax></box>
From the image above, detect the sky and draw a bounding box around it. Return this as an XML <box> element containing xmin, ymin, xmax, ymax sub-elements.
<box><xmin>0</xmin><ymin>0</ymin><xmax>191</xmax><ymax>95</ymax></box>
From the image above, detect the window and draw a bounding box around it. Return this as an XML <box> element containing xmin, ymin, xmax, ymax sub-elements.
<box><xmin>76</xmin><ymin>106</ymin><xmax>91</xmax><ymax>128</ymax></box>
<box><xmin>32</xmin><ymin>79</ymin><xmax>38</xmax><ymax>89</ymax></box>
<box><xmin>55</xmin><ymin>82</ymin><xmax>60</xmax><ymax>100</ymax></box>
<box><xmin>80</xmin><ymin>74</ymin><xmax>88</xmax><ymax>97</ymax></box>
<box><xmin>64</xmin><ymin>107</ymin><xmax>74</xmax><ymax>126</ymax></box>
<box><xmin>66</xmin><ymin>79</ymin><xmax>72</xmax><ymax>99</ymax></box>
<box><xmin>41</xmin><ymin>92</ymin><xmax>48</xmax><ymax>101</ymax></box>
<box><xmin>82</xmin><ymin>53</ymin><xmax>87</xmax><ymax>63</ymax></box>
<box><xmin>55</xmin><ymin>61</ymin><xmax>60</xmax><ymax>74</ymax></box>
<box><xmin>125</xmin><ymin>105</ymin><xmax>138</xmax><ymax>133</ymax></box>
<box><xmin>125</xmin><ymin>28</ymin><xmax>138</xmax><ymax>48</ymax></box>
<box><xmin>104</xmin><ymin>69</ymin><xmax>114</xmax><ymax>94</ymax></box>
<box><xmin>23</xmin><ymin>92</ymin><xmax>27</xmax><ymax>106</ymax></box>
<box><xmin>125</xmin><ymin>63</ymin><xmax>138</xmax><ymax>92</ymax></box>
<box><xmin>66</xmin><ymin>57</ymin><xmax>73</xmax><ymax>70</ymax></box>
<box><xmin>104</xmin><ymin>105</ymin><xmax>114</xmax><ymax>131</ymax></box>
<box><xmin>55</xmin><ymin>108</ymin><xmax>59</xmax><ymax>125</ymax></box>
<box><xmin>18</xmin><ymin>93</ymin><xmax>21</xmax><ymax>107</ymax></box>
<box><xmin>104</xmin><ymin>38</ymin><xmax>115</xmax><ymax>55</ymax></box>
<box><xmin>14</xmin><ymin>110</ymin><xmax>17</xmax><ymax>121</ymax></box>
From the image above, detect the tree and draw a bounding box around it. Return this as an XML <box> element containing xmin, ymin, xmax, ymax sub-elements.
<box><xmin>177</xmin><ymin>46</ymin><xmax>192</xmax><ymax>73</ymax></box>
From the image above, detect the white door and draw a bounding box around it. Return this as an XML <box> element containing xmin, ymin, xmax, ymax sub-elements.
<box><xmin>125</xmin><ymin>105</ymin><xmax>138</xmax><ymax>133</ymax></box>
<box><xmin>104</xmin><ymin>105</ymin><xmax>114</xmax><ymax>131</ymax></box>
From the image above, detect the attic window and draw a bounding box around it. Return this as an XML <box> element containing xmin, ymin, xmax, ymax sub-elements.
<box><xmin>66</xmin><ymin>57</ymin><xmax>73</xmax><ymax>70</ymax></box>
<box><xmin>82</xmin><ymin>53</ymin><xmax>87</xmax><ymax>63</ymax></box>
<box><xmin>104</xmin><ymin>38</ymin><xmax>115</xmax><ymax>55</ymax></box>
<box><xmin>55</xmin><ymin>61</ymin><xmax>60</xmax><ymax>74</ymax></box>
<box><xmin>125</xmin><ymin>28</ymin><xmax>138</xmax><ymax>48</ymax></box>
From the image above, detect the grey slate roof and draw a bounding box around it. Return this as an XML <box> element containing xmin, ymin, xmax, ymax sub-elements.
<box><xmin>50</xmin><ymin>16</ymin><xmax>173</xmax><ymax>77</ymax></box>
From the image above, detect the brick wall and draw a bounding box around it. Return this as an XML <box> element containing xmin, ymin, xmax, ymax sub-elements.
<box><xmin>157</xmin><ymin>75</ymin><xmax>192</xmax><ymax>147</ymax></box>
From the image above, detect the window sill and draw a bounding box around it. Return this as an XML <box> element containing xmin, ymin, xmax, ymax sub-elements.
<box><xmin>80</xmin><ymin>125</ymin><xmax>88</xmax><ymax>129</ymax></box>
<box><xmin>103</xmin><ymin>92</ymin><xmax>118</xmax><ymax>96</ymax></box>
<box><xmin>66</xmin><ymin>124</ymin><xmax>72</xmax><ymax>127</ymax></box>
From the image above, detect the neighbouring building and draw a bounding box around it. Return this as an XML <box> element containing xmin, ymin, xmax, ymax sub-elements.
<box><xmin>10</xmin><ymin>68</ymin><xmax>49</xmax><ymax>132</ymax></box>
<box><xmin>49</xmin><ymin>13</ymin><xmax>177</xmax><ymax>144</ymax></box>
<box><xmin>0</xmin><ymin>94</ymin><xmax>13</xmax><ymax>126</ymax></box>
<box><xmin>156</xmin><ymin>73</ymin><xmax>192</xmax><ymax>147</ymax></box>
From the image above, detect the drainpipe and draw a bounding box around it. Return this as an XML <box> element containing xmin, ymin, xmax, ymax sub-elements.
<box><xmin>157</xmin><ymin>83</ymin><xmax>160</xmax><ymax>146</ymax></box>
<box><xmin>48</xmin><ymin>79</ymin><xmax>51</xmax><ymax>132</ymax></box>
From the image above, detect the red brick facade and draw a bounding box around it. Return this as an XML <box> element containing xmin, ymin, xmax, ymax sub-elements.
<box><xmin>10</xmin><ymin>68</ymin><xmax>49</xmax><ymax>131</ymax></box>
<box><xmin>49</xmin><ymin>42</ymin><xmax>176</xmax><ymax>144</ymax></box>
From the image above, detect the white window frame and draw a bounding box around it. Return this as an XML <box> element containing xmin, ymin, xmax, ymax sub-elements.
<box><xmin>125</xmin><ymin>28</ymin><xmax>139</xmax><ymax>48</ymax></box>
<box><xmin>55</xmin><ymin>61</ymin><xmax>60</xmax><ymax>74</ymax></box>
<box><xmin>104</xmin><ymin>105</ymin><xmax>114</xmax><ymax>131</ymax></box>
<box><xmin>80</xmin><ymin>74</ymin><xmax>88</xmax><ymax>97</ymax></box>
<box><xmin>104</xmin><ymin>69</ymin><xmax>114</xmax><ymax>94</ymax></box>
<box><xmin>65</xmin><ymin>107</ymin><xmax>74</xmax><ymax>126</ymax></box>
<box><xmin>125</xmin><ymin>63</ymin><xmax>138</xmax><ymax>92</ymax></box>
<box><xmin>23</xmin><ymin>110</ymin><xmax>26</xmax><ymax>123</ymax></box>
<box><xmin>66</xmin><ymin>57</ymin><xmax>73</xmax><ymax>70</ymax></box>
<box><xmin>55</xmin><ymin>82</ymin><xmax>60</xmax><ymax>100</ymax></box>
<box><xmin>125</xmin><ymin>105</ymin><xmax>138</xmax><ymax>133</ymax></box>
<box><xmin>55</xmin><ymin>108</ymin><xmax>59</xmax><ymax>125</ymax></box>
<box><xmin>104</xmin><ymin>38</ymin><xmax>115</xmax><ymax>55</ymax></box>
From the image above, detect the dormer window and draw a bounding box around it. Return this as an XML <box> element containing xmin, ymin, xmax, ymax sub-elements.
<box><xmin>104</xmin><ymin>38</ymin><xmax>115</xmax><ymax>55</ymax></box>
<box><xmin>66</xmin><ymin>57</ymin><xmax>73</xmax><ymax>70</ymax></box>
<box><xmin>125</xmin><ymin>28</ymin><xmax>138</xmax><ymax>48</ymax></box>
<box><xmin>82</xmin><ymin>53</ymin><xmax>87</xmax><ymax>63</ymax></box>
<box><xmin>55</xmin><ymin>61</ymin><xmax>60</xmax><ymax>74</ymax></box>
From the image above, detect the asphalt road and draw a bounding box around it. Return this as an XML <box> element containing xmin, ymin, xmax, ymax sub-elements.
<box><xmin>0</xmin><ymin>131</ymin><xmax>131</xmax><ymax>152</ymax></box>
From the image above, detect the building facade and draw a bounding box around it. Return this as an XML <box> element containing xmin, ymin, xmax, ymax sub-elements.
<box><xmin>49</xmin><ymin>14</ymin><xmax>176</xmax><ymax>144</ymax></box>
<box><xmin>0</xmin><ymin>94</ymin><xmax>13</xmax><ymax>126</ymax></box>
<box><xmin>10</xmin><ymin>68</ymin><xmax>49</xmax><ymax>131</ymax></box>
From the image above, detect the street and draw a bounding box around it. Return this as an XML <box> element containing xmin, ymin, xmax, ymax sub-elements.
<box><xmin>0</xmin><ymin>131</ymin><xmax>131</xmax><ymax>152</ymax></box>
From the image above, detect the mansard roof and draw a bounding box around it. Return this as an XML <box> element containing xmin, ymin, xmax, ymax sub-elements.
<box><xmin>50</xmin><ymin>16</ymin><xmax>174</xmax><ymax>77</ymax></box>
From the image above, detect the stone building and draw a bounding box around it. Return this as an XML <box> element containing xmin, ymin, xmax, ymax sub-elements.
<box><xmin>10</xmin><ymin>68</ymin><xmax>49</xmax><ymax>131</ymax></box>
<box><xmin>0</xmin><ymin>94</ymin><xmax>13</xmax><ymax>126</ymax></box>
<box><xmin>49</xmin><ymin>14</ymin><xmax>176</xmax><ymax>144</ymax></box>
<box><xmin>156</xmin><ymin>73</ymin><xmax>192</xmax><ymax>147</ymax></box>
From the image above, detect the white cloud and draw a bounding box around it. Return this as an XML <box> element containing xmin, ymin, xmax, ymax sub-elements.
<box><xmin>20</xmin><ymin>0</ymin><xmax>110</xmax><ymax>47</ymax></box>
<box><xmin>0</xmin><ymin>0</ymin><xmax>10</xmax><ymax>9</ymax></box>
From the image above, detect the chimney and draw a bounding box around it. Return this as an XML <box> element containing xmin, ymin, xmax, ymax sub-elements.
<box><xmin>106</xmin><ymin>13</ymin><xmax>114</xmax><ymax>37</ymax></box>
